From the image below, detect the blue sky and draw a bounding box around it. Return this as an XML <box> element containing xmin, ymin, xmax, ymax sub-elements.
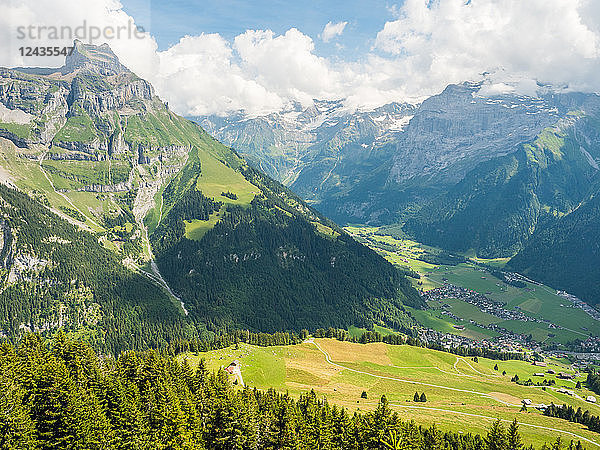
<box><xmin>121</xmin><ymin>0</ymin><xmax>399</xmax><ymax>59</ymax></box>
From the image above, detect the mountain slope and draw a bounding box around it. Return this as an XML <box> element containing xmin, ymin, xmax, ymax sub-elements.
<box><xmin>509</xmin><ymin>192</ymin><xmax>600</xmax><ymax>303</ymax></box>
<box><xmin>0</xmin><ymin>184</ymin><xmax>189</xmax><ymax>353</ymax></box>
<box><xmin>404</xmin><ymin>112</ymin><xmax>600</xmax><ymax>257</ymax></box>
<box><xmin>151</xmin><ymin>162</ymin><xmax>420</xmax><ymax>332</ymax></box>
<box><xmin>0</xmin><ymin>41</ymin><xmax>420</xmax><ymax>345</ymax></box>
<box><xmin>196</xmin><ymin>101</ymin><xmax>416</xmax><ymax>203</ymax></box>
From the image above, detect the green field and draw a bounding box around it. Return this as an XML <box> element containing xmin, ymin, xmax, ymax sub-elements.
<box><xmin>195</xmin><ymin>148</ymin><xmax>258</xmax><ymax>206</ymax></box>
<box><xmin>346</xmin><ymin>226</ymin><xmax>600</xmax><ymax>345</ymax></box>
<box><xmin>180</xmin><ymin>339</ymin><xmax>600</xmax><ymax>447</ymax></box>
<box><xmin>184</xmin><ymin>207</ymin><xmax>224</xmax><ymax>241</ymax></box>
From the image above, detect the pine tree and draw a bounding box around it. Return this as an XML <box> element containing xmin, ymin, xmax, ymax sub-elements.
<box><xmin>552</xmin><ymin>437</ymin><xmax>564</xmax><ymax>450</ymax></box>
<box><xmin>485</xmin><ymin>419</ymin><xmax>507</xmax><ymax>450</ymax></box>
<box><xmin>507</xmin><ymin>419</ymin><xmax>523</xmax><ymax>450</ymax></box>
<box><xmin>420</xmin><ymin>392</ymin><xmax>427</xmax><ymax>403</ymax></box>
<box><xmin>423</xmin><ymin>423</ymin><xmax>444</xmax><ymax>449</ymax></box>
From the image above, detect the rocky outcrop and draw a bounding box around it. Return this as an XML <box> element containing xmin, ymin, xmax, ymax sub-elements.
<box><xmin>67</xmin><ymin>75</ymin><xmax>154</xmax><ymax>117</ymax></box>
<box><xmin>63</xmin><ymin>40</ymin><xmax>128</xmax><ymax>76</ymax></box>
<box><xmin>77</xmin><ymin>181</ymin><xmax>133</xmax><ymax>193</ymax></box>
<box><xmin>53</xmin><ymin>138</ymin><xmax>110</xmax><ymax>156</ymax></box>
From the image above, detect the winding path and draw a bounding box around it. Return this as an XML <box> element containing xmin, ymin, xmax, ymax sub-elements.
<box><xmin>389</xmin><ymin>404</ymin><xmax>599</xmax><ymax>447</ymax></box>
<box><xmin>311</xmin><ymin>340</ymin><xmax>599</xmax><ymax>446</ymax></box>
<box><xmin>311</xmin><ymin>340</ymin><xmax>517</xmax><ymax>406</ymax></box>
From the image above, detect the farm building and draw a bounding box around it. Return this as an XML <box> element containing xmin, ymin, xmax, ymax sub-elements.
<box><xmin>587</xmin><ymin>396</ymin><xmax>597</xmax><ymax>403</ymax></box>
<box><xmin>224</xmin><ymin>360</ymin><xmax>240</xmax><ymax>374</ymax></box>
<box><xmin>522</xmin><ymin>399</ymin><xmax>532</xmax><ymax>405</ymax></box>
<box><xmin>532</xmin><ymin>361</ymin><xmax>547</xmax><ymax>367</ymax></box>
<box><xmin>557</xmin><ymin>372</ymin><xmax>574</xmax><ymax>380</ymax></box>
<box><xmin>533</xmin><ymin>373</ymin><xmax>545</xmax><ymax>377</ymax></box>
<box><xmin>557</xmin><ymin>388</ymin><xmax>574</xmax><ymax>396</ymax></box>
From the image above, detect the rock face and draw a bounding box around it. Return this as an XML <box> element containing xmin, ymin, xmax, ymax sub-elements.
<box><xmin>195</xmin><ymin>100</ymin><xmax>417</xmax><ymax>199</ymax></box>
<box><xmin>63</xmin><ymin>40</ymin><xmax>129</xmax><ymax>76</ymax></box>
<box><xmin>0</xmin><ymin>40</ymin><xmax>180</xmax><ymax>193</ymax></box>
<box><xmin>387</xmin><ymin>83</ymin><xmax>565</xmax><ymax>184</ymax></box>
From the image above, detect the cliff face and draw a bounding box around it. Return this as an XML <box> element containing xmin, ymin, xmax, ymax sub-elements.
<box><xmin>387</xmin><ymin>83</ymin><xmax>564</xmax><ymax>185</ymax></box>
<box><xmin>196</xmin><ymin>100</ymin><xmax>417</xmax><ymax>196</ymax></box>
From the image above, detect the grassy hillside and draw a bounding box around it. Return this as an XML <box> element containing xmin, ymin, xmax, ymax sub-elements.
<box><xmin>181</xmin><ymin>338</ymin><xmax>600</xmax><ymax>447</ymax></box>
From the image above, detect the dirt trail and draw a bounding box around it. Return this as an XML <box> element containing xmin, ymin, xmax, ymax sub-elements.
<box><xmin>311</xmin><ymin>340</ymin><xmax>518</xmax><ymax>407</ymax></box>
<box><xmin>389</xmin><ymin>404</ymin><xmax>599</xmax><ymax>447</ymax></box>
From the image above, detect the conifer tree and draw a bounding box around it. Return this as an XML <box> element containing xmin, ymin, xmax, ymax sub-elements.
<box><xmin>507</xmin><ymin>419</ymin><xmax>523</xmax><ymax>450</ymax></box>
<box><xmin>485</xmin><ymin>419</ymin><xmax>507</xmax><ymax>450</ymax></box>
<box><xmin>423</xmin><ymin>423</ymin><xmax>444</xmax><ymax>450</ymax></box>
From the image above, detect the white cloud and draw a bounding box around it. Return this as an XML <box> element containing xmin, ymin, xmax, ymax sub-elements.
<box><xmin>320</xmin><ymin>21</ymin><xmax>347</xmax><ymax>43</ymax></box>
<box><xmin>2</xmin><ymin>0</ymin><xmax>600</xmax><ymax>116</ymax></box>
<box><xmin>373</xmin><ymin>0</ymin><xmax>600</xmax><ymax>97</ymax></box>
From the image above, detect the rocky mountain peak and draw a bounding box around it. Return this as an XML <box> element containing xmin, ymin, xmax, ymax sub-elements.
<box><xmin>63</xmin><ymin>40</ymin><xmax>128</xmax><ymax>76</ymax></box>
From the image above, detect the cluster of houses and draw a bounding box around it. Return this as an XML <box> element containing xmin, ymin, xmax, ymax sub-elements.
<box><xmin>557</xmin><ymin>290</ymin><xmax>600</xmax><ymax>321</ymax></box>
<box><xmin>422</xmin><ymin>284</ymin><xmax>548</xmax><ymax>324</ymax></box>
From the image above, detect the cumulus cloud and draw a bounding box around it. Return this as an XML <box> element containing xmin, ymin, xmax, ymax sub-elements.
<box><xmin>0</xmin><ymin>0</ymin><xmax>159</xmax><ymax>79</ymax></box>
<box><xmin>2</xmin><ymin>0</ymin><xmax>600</xmax><ymax>116</ymax></box>
<box><xmin>320</xmin><ymin>21</ymin><xmax>347</xmax><ymax>43</ymax></box>
<box><xmin>373</xmin><ymin>0</ymin><xmax>600</xmax><ymax>97</ymax></box>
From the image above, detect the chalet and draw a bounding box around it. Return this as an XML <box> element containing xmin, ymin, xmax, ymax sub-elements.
<box><xmin>587</xmin><ymin>396</ymin><xmax>597</xmax><ymax>403</ymax></box>
<box><xmin>224</xmin><ymin>360</ymin><xmax>240</xmax><ymax>374</ymax></box>
<box><xmin>522</xmin><ymin>399</ymin><xmax>532</xmax><ymax>405</ymax></box>
<box><xmin>532</xmin><ymin>361</ymin><xmax>547</xmax><ymax>367</ymax></box>
<box><xmin>533</xmin><ymin>373</ymin><xmax>545</xmax><ymax>377</ymax></box>
<box><xmin>557</xmin><ymin>388</ymin><xmax>574</xmax><ymax>396</ymax></box>
<box><xmin>547</xmin><ymin>369</ymin><xmax>556</xmax><ymax>374</ymax></box>
<box><xmin>557</xmin><ymin>372</ymin><xmax>574</xmax><ymax>380</ymax></box>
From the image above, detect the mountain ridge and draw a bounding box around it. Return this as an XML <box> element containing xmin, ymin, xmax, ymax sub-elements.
<box><xmin>0</xmin><ymin>41</ymin><xmax>420</xmax><ymax>349</ymax></box>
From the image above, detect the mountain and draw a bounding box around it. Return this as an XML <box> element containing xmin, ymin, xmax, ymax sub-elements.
<box><xmin>508</xmin><ymin>190</ymin><xmax>600</xmax><ymax>304</ymax></box>
<box><xmin>404</xmin><ymin>108</ymin><xmax>600</xmax><ymax>257</ymax></box>
<box><xmin>196</xmin><ymin>100</ymin><xmax>417</xmax><ymax>205</ymax></box>
<box><xmin>0</xmin><ymin>40</ymin><xmax>420</xmax><ymax>349</ymax></box>
<box><xmin>201</xmin><ymin>82</ymin><xmax>600</xmax><ymax>305</ymax></box>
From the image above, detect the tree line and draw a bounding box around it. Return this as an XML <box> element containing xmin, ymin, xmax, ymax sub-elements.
<box><xmin>544</xmin><ymin>403</ymin><xmax>600</xmax><ymax>434</ymax></box>
<box><xmin>0</xmin><ymin>333</ymin><xmax>584</xmax><ymax>450</ymax></box>
<box><xmin>313</xmin><ymin>328</ymin><xmax>525</xmax><ymax>361</ymax></box>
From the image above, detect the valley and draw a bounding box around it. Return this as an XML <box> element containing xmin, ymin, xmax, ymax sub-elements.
<box><xmin>3</xmin><ymin>2</ymin><xmax>600</xmax><ymax>448</ymax></box>
<box><xmin>346</xmin><ymin>226</ymin><xmax>600</xmax><ymax>350</ymax></box>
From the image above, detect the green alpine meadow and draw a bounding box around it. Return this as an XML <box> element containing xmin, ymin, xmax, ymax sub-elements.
<box><xmin>3</xmin><ymin>1</ymin><xmax>600</xmax><ymax>448</ymax></box>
